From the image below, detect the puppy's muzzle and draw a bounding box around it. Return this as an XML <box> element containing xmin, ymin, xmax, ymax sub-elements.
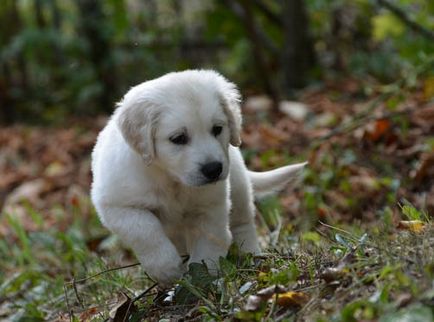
<box><xmin>200</xmin><ymin>161</ymin><xmax>223</xmax><ymax>182</ymax></box>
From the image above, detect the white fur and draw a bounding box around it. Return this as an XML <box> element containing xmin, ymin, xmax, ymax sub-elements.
<box><xmin>91</xmin><ymin>70</ymin><xmax>305</xmax><ymax>285</ymax></box>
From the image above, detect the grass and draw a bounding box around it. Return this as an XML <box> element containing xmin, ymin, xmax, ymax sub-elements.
<box><xmin>1</xmin><ymin>83</ymin><xmax>433</xmax><ymax>320</ymax></box>
<box><xmin>0</xmin><ymin>199</ymin><xmax>432</xmax><ymax>321</ymax></box>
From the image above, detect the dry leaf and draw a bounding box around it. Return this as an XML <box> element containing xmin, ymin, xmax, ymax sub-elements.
<box><xmin>424</xmin><ymin>77</ymin><xmax>434</xmax><ymax>100</ymax></box>
<box><xmin>364</xmin><ymin>118</ymin><xmax>391</xmax><ymax>142</ymax></box>
<box><xmin>244</xmin><ymin>285</ymin><xmax>287</xmax><ymax>311</ymax></box>
<box><xmin>244</xmin><ymin>295</ymin><xmax>264</xmax><ymax>311</ymax></box>
<box><xmin>413</xmin><ymin>105</ymin><xmax>434</xmax><ymax>127</ymax></box>
<box><xmin>78</xmin><ymin>307</ymin><xmax>100</xmax><ymax>321</ymax></box>
<box><xmin>397</xmin><ymin>220</ymin><xmax>425</xmax><ymax>233</ymax></box>
<box><xmin>109</xmin><ymin>292</ymin><xmax>136</xmax><ymax>322</ymax></box>
<box><xmin>412</xmin><ymin>153</ymin><xmax>434</xmax><ymax>183</ymax></box>
<box><xmin>275</xmin><ymin>291</ymin><xmax>309</xmax><ymax>307</ymax></box>
<box><xmin>320</xmin><ymin>266</ymin><xmax>348</xmax><ymax>283</ymax></box>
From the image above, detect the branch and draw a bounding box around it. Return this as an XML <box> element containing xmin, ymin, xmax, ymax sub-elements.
<box><xmin>377</xmin><ymin>0</ymin><xmax>434</xmax><ymax>41</ymax></box>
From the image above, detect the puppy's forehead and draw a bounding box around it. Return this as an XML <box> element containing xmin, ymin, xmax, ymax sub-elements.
<box><xmin>160</xmin><ymin>83</ymin><xmax>223</xmax><ymax>117</ymax></box>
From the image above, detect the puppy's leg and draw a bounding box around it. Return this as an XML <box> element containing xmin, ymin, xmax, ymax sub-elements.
<box><xmin>186</xmin><ymin>204</ymin><xmax>232</xmax><ymax>273</ymax></box>
<box><xmin>229</xmin><ymin>148</ymin><xmax>261</xmax><ymax>254</ymax></box>
<box><xmin>100</xmin><ymin>206</ymin><xmax>184</xmax><ymax>285</ymax></box>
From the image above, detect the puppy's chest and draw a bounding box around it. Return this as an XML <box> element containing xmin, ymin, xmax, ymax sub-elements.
<box><xmin>155</xmin><ymin>183</ymin><xmax>226</xmax><ymax>222</ymax></box>
<box><xmin>158</xmin><ymin>191</ymin><xmax>206</xmax><ymax>222</ymax></box>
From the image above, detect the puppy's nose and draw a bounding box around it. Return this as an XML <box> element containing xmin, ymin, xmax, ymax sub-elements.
<box><xmin>201</xmin><ymin>162</ymin><xmax>223</xmax><ymax>181</ymax></box>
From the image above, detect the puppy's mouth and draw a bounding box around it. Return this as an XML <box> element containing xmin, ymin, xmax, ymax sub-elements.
<box><xmin>189</xmin><ymin>176</ymin><xmax>223</xmax><ymax>187</ymax></box>
<box><xmin>183</xmin><ymin>172</ymin><xmax>227</xmax><ymax>187</ymax></box>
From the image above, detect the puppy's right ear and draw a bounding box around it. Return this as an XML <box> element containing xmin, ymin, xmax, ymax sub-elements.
<box><xmin>115</xmin><ymin>99</ymin><xmax>159</xmax><ymax>165</ymax></box>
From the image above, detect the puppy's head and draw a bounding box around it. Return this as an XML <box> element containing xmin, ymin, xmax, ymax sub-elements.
<box><xmin>116</xmin><ymin>70</ymin><xmax>242</xmax><ymax>186</ymax></box>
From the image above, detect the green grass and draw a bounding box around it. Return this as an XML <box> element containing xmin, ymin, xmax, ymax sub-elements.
<box><xmin>0</xmin><ymin>200</ymin><xmax>432</xmax><ymax>321</ymax></box>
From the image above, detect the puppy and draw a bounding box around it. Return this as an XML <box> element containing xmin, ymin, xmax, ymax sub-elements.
<box><xmin>91</xmin><ymin>70</ymin><xmax>306</xmax><ymax>285</ymax></box>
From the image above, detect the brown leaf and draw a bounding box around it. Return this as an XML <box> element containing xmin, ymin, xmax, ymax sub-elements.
<box><xmin>364</xmin><ymin>118</ymin><xmax>392</xmax><ymax>142</ymax></box>
<box><xmin>412</xmin><ymin>153</ymin><xmax>434</xmax><ymax>183</ymax></box>
<box><xmin>78</xmin><ymin>307</ymin><xmax>100</xmax><ymax>321</ymax></box>
<box><xmin>320</xmin><ymin>266</ymin><xmax>348</xmax><ymax>283</ymax></box>
<box><xmin>244</xmin><ymin>285</ymin><xmax>287</xmax><ymax>311</ymax></box>
<box><xmin>397</xmin><ymin>220</ymin><xmax>425</xmax><ymax>233</ymax></box>
<box><xmin>275</xmin><ymin>291</ymin><xmax>309</xmax><ymax>308</ymax></box>
<box><xmin>109</xmin><ymin>292</ymin><xmax>136</xmax><ymax>322</ymax></box>
<box><xmin>4</xmin><ymin>178</ymin><xmax>49</xmax><ymax>206</ymax></box>
<box><xmin>413</xmin><ymin>105</ymin><xmax>434</xmax><ymax>127</ymax></box>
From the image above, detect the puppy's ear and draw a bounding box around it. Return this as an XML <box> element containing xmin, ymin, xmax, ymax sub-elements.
<box><xmin>219</xmin><ymin>82</ymin><xmax>242</xmax><ymax>147</ymax></box>
<box><xmin>115</xmin><ymin>99</ymin><xmax>159</xmax><ymax>164</ymax></box>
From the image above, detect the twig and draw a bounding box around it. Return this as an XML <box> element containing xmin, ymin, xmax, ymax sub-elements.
<box><xmin>63</xmin><ymin>283</ymin><xmax>73</xmax><ymax>322</ymax></box>
<box><xmin>122</xmin><ymin>283</ymin><xmax>159</xmax><ymax>322</ymax></box>
<box><xmin>318</xmin><ymin>221</ymin><xmax>359</xmax><ymax>241</ymax></box>
<box><xmin>72</xmin><ymin>277</ymin><xmax>84</xmax><ymax>309</ymax></box>
<box><xmin>66</xmin><ymin>262</ymin><xmax>140</xmax><ymax>285</ymax></box>
<box><xmin>63</xmin><ymin>263</ymin><xmax>144</xmax><ymax>321</ymax></box>
<box><xmin>377</xmin><ymin>0</ymin><xmax>434</xmax><ymax>41</ymax></box>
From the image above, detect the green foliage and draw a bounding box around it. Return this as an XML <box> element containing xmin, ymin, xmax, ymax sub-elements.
<box><xmin>1</xmin><ymin>201</ymin><xmax>433</xmax><ymax>320</ymax></box>
<box><xmin>1</xmin><ymin>0</ymin><xmax>433</xmax><ymax>123</ymax></box>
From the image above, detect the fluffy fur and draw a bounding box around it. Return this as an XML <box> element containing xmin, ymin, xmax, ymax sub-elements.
<box><xmin>91</xmin><ymin>70</ymin><xmax>305</xmax><ymax>285</ymax></box>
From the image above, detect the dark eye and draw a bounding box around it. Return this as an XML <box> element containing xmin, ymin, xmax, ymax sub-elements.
<box><xmin>212</xmin><ymin>125</ymin><xmax>223</xmax><ymax>137</ymax></box>
<box><xmin>170</xmin><ymin>133</ymin><xmax>189</xmax><ymax>145</ymax></box>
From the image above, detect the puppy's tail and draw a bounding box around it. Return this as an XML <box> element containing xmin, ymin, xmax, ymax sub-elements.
<box><xmin>249</xmin><ymin>162</ymin><xmax>307</xmax><ymax>199</ymax></box>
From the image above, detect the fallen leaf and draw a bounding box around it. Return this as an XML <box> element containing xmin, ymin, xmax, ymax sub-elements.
<box><xmin>258</xmin><ymin>126</ymin><xmax>288</xmax><ymax>146</ymax></box>
<box><xmin>424</xmin><ymin>77</ymin><xmax>434</xmax><ymax>100</ymax></box>
<box><xmin>397</xmin><ymin>220</ymin><xmax>425</xmax><ymax>233</ymax></box>
<box><xmin>412</xmin><ymin>153</ymin><xmax>434</xmax><ymax>183</ymax></box>
<box><xmin>79</xmin><ymin>307</ymin><xmax>100</xmax><ymax>321</ymax></box>
<box><xmin>244</xmin><ymin>285</ymin><xmax>287</xmax><ymax>311</ymax></box>
<box><xmin>4</xmin><ymin>178</ymin><xmax>49</xmax><ymax>206</ymax></box>
<box><xmin>244</xmin><ymin>295</ymin><xmax>264</xmax><ymax>312</ymax></box>
<box><xmin>275</xmin><ymin>291</ymin><xmax>309</xmax><ymax>307</ymax></box>
<box><xmin>413</xmin><ymin>105</ymin><xmax>434</xmax><ymax>128</ymax></box>
<box><xmin>364</xmin><ymin>118</ymin><xmax>392</xmax><ymax>142</ymax></box>
<box><xmin>109</xmin><ymin>292</ymin><xmax>136</xmax><ymax>322</ymax></box>
<box><xmin>320</xmin><ymin>266</ymin><xmax>349</xmax><ymax>283</ymax></box>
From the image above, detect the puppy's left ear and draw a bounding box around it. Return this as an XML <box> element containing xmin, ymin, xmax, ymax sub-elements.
<box><xmin>219</xmin><ymin>81</ymin><xmax>242</xmax><ymax>147</ymax></box>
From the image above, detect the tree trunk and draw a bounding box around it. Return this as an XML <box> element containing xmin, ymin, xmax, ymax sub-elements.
<box><xmin>281</xmin><ymin>0</ymin><xmax>315</xmax><ymax>93</ymax></box>
<box><xmin>226</xmin><ymin>0</ymin><xmax>279</xmax><ymax>102</ymax></box>
<box><xmin>0</xmin><ymin>0</ymin><xmax>27</xmax><ymax>123</ymax></box>
<box><xmin>34</xmin><ymin>0</ymin><xmax>47</xmax><ymax>29</ymax></box>
<box><xmin>76</xmin><ymin>0</ymin><xmax>117</xmax><ymax>113</ymax></box>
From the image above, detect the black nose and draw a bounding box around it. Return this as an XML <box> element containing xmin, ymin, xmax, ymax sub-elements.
<box><xmin>201</xmin><ymin>162</ymin><xmax>223</xmax><ymax>181</ymax></box>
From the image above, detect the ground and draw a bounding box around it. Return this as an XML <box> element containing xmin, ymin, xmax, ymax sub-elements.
<box><xmin>0</xmin><ymin>78</ymin><xmax>433</xmax><ymax>321</ymax></box>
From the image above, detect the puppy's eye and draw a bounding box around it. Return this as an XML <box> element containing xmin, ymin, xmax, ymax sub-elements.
<box><xmin>212</xmin><ymin>125</ymin><xmax>223</xmax><ymax>137</ymax></box>
<box><xmin>170</xmin><ymin>133</ymin><xmax>189</xmax><ymax>145</ymax></box>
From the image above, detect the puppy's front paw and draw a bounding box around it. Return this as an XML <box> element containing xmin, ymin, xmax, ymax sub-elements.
<box><xmin>143</xmin><ymin>254</ymin><xmax>185</xmax><ymax>286</ymax></box>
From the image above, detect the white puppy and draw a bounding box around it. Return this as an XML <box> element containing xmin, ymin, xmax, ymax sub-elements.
<box><xmin>91</xmin><ymin>70</ymin><xmax>305</xmax><ymax>285</ymax></box>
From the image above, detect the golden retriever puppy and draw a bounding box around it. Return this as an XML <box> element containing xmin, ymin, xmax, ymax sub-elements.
<box><xmin>91</xmin><ymin>70</ymin><xmax>306</xmax><ymax>285</ymax></box>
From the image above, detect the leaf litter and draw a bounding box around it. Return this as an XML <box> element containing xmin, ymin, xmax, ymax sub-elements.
<box><xmin>0</xmin><ymin>78</ymin><xmax>433</xmax><ymax>320</ymax></box>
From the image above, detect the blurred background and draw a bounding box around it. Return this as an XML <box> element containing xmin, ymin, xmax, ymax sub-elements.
<box><xmin>1</xmin><ymin>0</ymin><xmax>433</xmax><ymax>123</ymax></box>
